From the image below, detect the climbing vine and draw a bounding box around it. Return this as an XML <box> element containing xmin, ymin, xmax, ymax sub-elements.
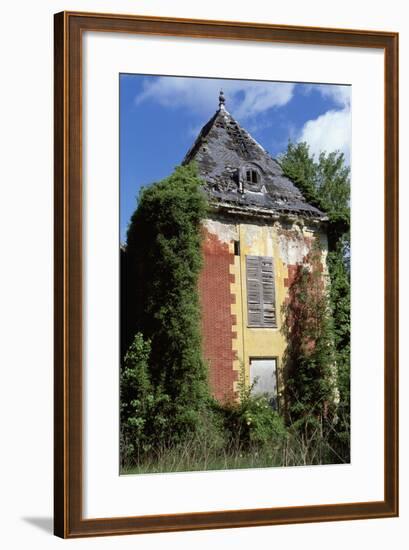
<box><xmin>279</xmin><ymin>142</ymin><xmax>350</xmax><ymax>460</ymax></box>
<box><xmin>123</xmin><ymin>163</ymin><xmax>215</xmax><ymax>445</ymax></box>
<box><xmin>281</xmin><ymin>242</ymin><xmax>338</xmax><ymax>430</ymax></box>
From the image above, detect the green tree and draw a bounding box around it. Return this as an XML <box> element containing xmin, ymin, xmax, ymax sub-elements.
<box><xmin>124</xmin><ymin>163</ymin><xmax>212</xmax><ymax>441</ymax></box>
<box><xmin>279</xmin><ymin>142</ymin><xmax>318</xmax><ymax>208</ymax></box>
<box><xmin>279</xmin><ymin>142</ymin><xmax>350</xmax><ymax>460</ymax></box>
<box><xmin>279</xmin><ymin>142</ymin><xmax>350</xmax><ymax>250</ymax></box>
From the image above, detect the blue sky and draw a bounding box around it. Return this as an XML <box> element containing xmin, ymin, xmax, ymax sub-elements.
<box><xmin>120</xmin><ymin>75</ymin><xmax>351</xmax><ymax>243</ymax></box>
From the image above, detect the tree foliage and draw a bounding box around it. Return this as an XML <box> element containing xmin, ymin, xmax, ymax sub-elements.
<box><xmin>123</xmin><ymin>163</ymin><xmax>212</xmax><ymax>442</ymax></box>
<box><xmin>326</xmin><ymin>238</ymin><xmax>351</xmax><ymax>459</ymax></box>
<box><xmin>279</xmin><ymin>142</ymin><xmax>350</xmax><ymax>460</ymax></box>
<box><xmin>279</xmin><ymin>142</ymin><xmax>350</xmax><ymax>249</ymax></box>
<box><xmin>120</xmin><ymin>333</ymin><xmax>171</xmax><ymax>464</ymax></box>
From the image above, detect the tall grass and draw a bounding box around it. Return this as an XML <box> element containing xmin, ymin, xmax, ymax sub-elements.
<box><xmin>120</xmin><ymin>364</ymin><xmax>350</xmax><ymax>475</ymax></box>
<box><xmin>121</xmin><ymin>420</ymin><xmax>349</xmax><ymax>475</ymax></box>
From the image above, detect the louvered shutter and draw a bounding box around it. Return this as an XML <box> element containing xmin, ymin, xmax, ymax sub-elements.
<box><xmin>246</xmin><ymin>256</ymin><xmax>277</xmax><ymax>328</ymax></box>
<box><xmin>246</xmin><ymin>256</ymin><xmax>263</xmax><ymax>326</ymax></box>
<box><xmin>261</xmin><ymin>257</ymin><xmax>276</xmax><ymax>327</ymax></box>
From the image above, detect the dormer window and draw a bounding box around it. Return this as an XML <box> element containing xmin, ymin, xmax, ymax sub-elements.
<box><xmin>240</xmin><ymin>164</ymin><xmax>262</xmax><ymax>192</ymax></box>
<box><xmin>245</xmin><ymin>169</ymin><xmax>259</xmax><ymax>185</ymax></box>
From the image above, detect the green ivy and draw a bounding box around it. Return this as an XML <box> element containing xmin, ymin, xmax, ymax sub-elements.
<box><xmin>281</xmin><ymin>242</ymin><xmax>338</xmax><ymax>431</ymax></box>
<box><xmin>123</xmin><ymin>163</ymin><xmax>214</xmax><ymax>444</ymax></box>
<box><xmin>279</xmin><ymin>142</ymin><xmax>350</xmax><ymax>458</ymax></box>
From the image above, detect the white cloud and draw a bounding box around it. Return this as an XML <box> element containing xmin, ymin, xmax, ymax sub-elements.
<box><xmin>135</xmin><ymin>77</ymin><xmax>295</xmax><ymax>120</ymax></box>
<box><xmin>298</xmin><ymin>107</ymin><xmax>351</xmax><ymax>164</ymax></box>
<box><xmin>303</xmin><ymin>83</ymin><xmax>351</xmax><ymax>109</ymax></box>
<box><xmin>316</xmin><ymin>85</ymin><xmax>351</xmax><ymax>109</ymax></box>
<box><xmin>135</xmin><ymin>77</ymin><xmax>351</xmax><ymax>162</ymax></box>
<box><xmin>232</xmin><ymin>82</ymin><xmax>295</xmax><ymax>119</ymax></box>
<box><xmin>294</xmin><ymin>84</ymin><xmax>351</xmax><ymax>163</ymax></box>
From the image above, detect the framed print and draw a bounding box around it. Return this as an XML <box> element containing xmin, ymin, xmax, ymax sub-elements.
<box><xmin>54</xmin><ymin>11</ymin><xmax>398</xmax><ymax>538</ymax></box>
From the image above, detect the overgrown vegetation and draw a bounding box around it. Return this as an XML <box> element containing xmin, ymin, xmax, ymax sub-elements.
<box><xmin>281</xmin><ymin>243</ymin><xmax>338</xmax><ymax>426</ymax></box>
<box><xmin>120</xmin><ymin>333</ymin><xmax>172</xmax><ymax>465</ymax></box>
<box><xmin>279</xmin><ymin>142</ymin><xmax>350</xmax><ymax>248</ymax></box>
<box><xmin>279</xmin><ymin>142</ymin><xmax>351</xmax><ymax>462</ymax></box>
<box><xmin>121</xmin><ymin>357</ymin><xmax>343</xmax><ymax>474</ymax></box>
<box><xmin>122</xmin><ymin>164</ymin><xmax>219</xmax><ymax>459</ymax></box>
<box><xmin>220</xmin><ymin>365</ymin><xmax>287</xmax><ymax>451</ymax></box>
<box><xmin>120</xmin><ymin>146</ymin><xmax>351</xmax><ymax>472</ymax></box>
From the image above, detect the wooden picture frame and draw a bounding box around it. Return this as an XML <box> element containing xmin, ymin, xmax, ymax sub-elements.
<box><xmin>54</xmin><ymin>11</ymin><xmax>399</xmax><ymax>538</ymax></box>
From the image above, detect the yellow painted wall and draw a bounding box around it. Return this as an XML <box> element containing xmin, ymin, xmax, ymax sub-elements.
<box><xmin>204</xmin><ymin>216</ymin><xmax>328</xmax><ymax>404</ymax></box>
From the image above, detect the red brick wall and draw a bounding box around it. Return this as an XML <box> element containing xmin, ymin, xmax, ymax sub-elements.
<box><xmin>198</xmin><ymin>229</ymin><xmax>237</xmax><ymax>403</ymax></box>
<box><xmin>283</xmin><ymin>264</ymin><xmax>300</xmax><ymax>289</ymax></box>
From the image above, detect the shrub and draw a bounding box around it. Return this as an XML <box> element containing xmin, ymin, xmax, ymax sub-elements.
<box><xmin>120</xmin><ymin>332</ymin><xmax>171</xmax><ymax>466</ymax></box>
<box><xmin>220</xmin><ymin>367</ymin><xmax>287</xmax><ymax>450</ymax></box>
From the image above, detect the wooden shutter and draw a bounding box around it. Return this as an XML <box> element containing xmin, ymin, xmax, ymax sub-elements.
<box><xmin>246</xmin><ymin>256</ymin><xmax>276</xmax><ymax>327</ymax></box>
<box><xmin>260</xmin><ymin>257</ymin><xmax>276</xmax><ymax>327</ymax></box>
<box><xmin>246</xmin><ymin>256</ymin><xmax>263</xmax><ymax>326</ymax></box>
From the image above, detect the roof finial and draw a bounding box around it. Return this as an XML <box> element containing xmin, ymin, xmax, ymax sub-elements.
<box><xmin>218</xmin><ymin>89</ymin><xmax>226</xmax><ymax>110</ymax></box>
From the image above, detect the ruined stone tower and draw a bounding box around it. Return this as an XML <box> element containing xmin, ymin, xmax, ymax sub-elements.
<box><xmin>183</xmin><ymin>91</ymin><xmax>328</xmax><ymax>405</ymax></box>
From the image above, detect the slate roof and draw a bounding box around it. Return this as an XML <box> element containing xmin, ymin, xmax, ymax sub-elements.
<box><xmin>182</xmin><ymin>96</ymin><xmax>325</xmax><ymax>221</ymax></box>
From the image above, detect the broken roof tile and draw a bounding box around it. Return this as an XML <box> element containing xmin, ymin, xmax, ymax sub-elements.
<box><xmin>182</xmin><ymin>103</ymin><xmax>325</xmax><ymax>220</ymax></box>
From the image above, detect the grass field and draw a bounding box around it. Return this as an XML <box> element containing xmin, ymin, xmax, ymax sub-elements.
<box><xmin>121</xmin><ymin>426</ymin><xmax>348</xmax><ymax>475</ymax></box>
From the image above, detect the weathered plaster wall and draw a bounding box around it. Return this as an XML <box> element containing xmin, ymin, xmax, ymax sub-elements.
<box><xmin>200</xmin><ymin>216</ymin><xmax>328</xmax><ymax>403</ymax></box>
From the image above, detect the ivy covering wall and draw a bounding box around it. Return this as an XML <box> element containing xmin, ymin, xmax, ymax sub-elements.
<box><xmin>122</xmin><ymin>164</ymin><xmax>213</xmax><ymax>444</ymax></box>
<box><xmin>280</xmin><ymin>142</ymin><xmax>351</xmax><ymax>460</ymax></box>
